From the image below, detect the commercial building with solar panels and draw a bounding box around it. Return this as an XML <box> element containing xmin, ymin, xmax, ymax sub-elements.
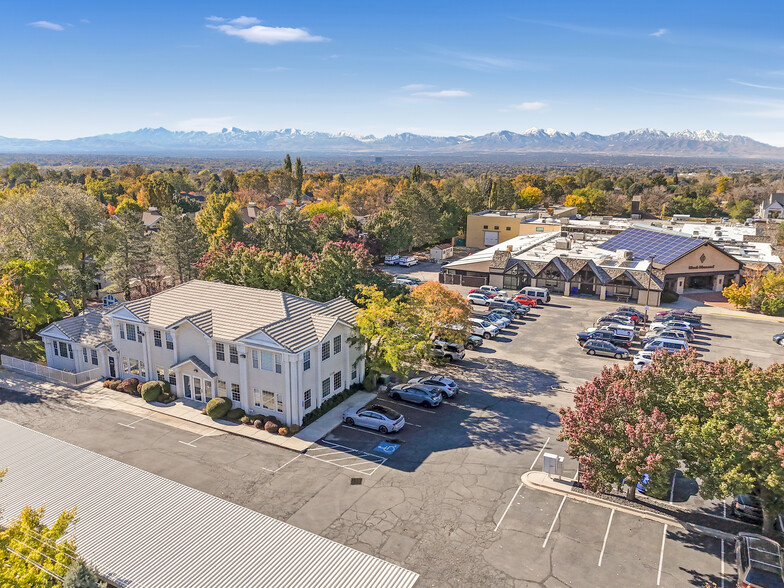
<box><xmin>442</xmin><ymin>225</ymin><xmax>742</xmax><ymax>305</ymax></box>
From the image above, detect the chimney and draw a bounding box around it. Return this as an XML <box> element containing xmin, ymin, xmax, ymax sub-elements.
<box><xmin>631</xmin><ymin>195</ymin><xmax>641</xmax><ymax>216</ymax></box>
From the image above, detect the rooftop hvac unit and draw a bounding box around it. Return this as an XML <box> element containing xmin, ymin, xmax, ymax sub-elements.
<box><xmin>499</xmin><ymin>211</ymin><xmax>508</xmax><ymax>216</ymax></box>
<box><xmin>555</xmin><ymin>238</ymin><xmax>571</xmax><ymax>250</ymax></box>
<box><xmin>693</xmin><ymin>231</ymin><xmax>700</xmax><ymax>237</ymax></box>
<box><xmin>572</xmin><ymin>232</ymin><xmax>586</xmax><ymax>241</ymax></box>
<box><xmin>616</xmin><ymin>249</ymin><xmax>633</xmax><ymax>261</ymax></box>
<box><xmin>651</xmin><ymin>222</ymin><xmax>661</xmax><ymax>227</ymax></box>
<box><xmin>560</xmin><ymin>231</ymin><xmax>568</xmax><ymax>238</ymax></box>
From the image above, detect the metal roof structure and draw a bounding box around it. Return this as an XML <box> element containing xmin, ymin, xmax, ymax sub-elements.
<box><xmin>598</xmin><ymin>226</ymin><xmax>702</xmax><ymax>265</ymax></box>
<box><xmin>0</xmin><ymin>420</ymin><xmax>419</xmax><ymax>588</ymax></box>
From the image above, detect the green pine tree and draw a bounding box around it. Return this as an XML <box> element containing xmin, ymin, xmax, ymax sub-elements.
<box><xmin>283</xmin><ymin>154</ymin><xmax>292</xmax><ymax>173</ymax></box>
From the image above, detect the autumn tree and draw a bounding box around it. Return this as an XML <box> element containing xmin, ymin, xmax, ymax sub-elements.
<box><xmin>518</xmin><ymin>186</ymin><xmax>544</xmax><ymax>209</ymax></box>
<box><xmin>142</xmin><ymin>175</ymin><xmax>175</xmax><ymax>209</ymax></box>
<box><xmin>366</xmin><ymin>210</ymin><xmax>413</xmax><ymax>254</ymax></box>
<box><xmin>559</xmin><ymin>363</ymin><xmax>678</xmax><ymax>500</ymax></box>
<box><xmin>0</xmin><ymin>260</ymin><xmax>68</xmax><ymax>340</ymax></box>
<box><xmin>212</xmin><ymin>201</ymin><xmax>245</xmax><ymax>247</ymax></box>
<box><xmin>309</xmin><ymin>241</ymin><xmax>375</xmax><ymax>302</ymax></box>
<box><xmin>196</xmin><ymin>192</ymin><xmax>234</xmax><ymax>242</ymax></box>
<box><xmin>247</xmin><ymin>205</ymin><xmax>315</xmax><ymax>255</ymax></box>
<box><xmin>409</xmin><ymin>281</ymin><xmax>471</xmax><ymax>343</ymax></box>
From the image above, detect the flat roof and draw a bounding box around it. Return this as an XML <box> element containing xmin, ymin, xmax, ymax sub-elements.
<box><xmin>0</xmin><ymin>420</ymin><xmax>419</xmax><ymax>588</ymax></box>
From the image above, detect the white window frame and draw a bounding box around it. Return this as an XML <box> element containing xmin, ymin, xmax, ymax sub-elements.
<box><xmin>262</xmin><ymin>390</ymin><xmax>275</xmax><ymax>411</ymax></box>
<box><xmin>91</xmin><ymin>349</ymin><xmax>98</xmax><ymax>366</ymax></box>
<box><xmin>82</xmin><ymin>348</ymin><xmax>88</xmax><ymax>363</ymax></box>
<box><xmin>125</xmin><ymin>323</ymin><xmax>136</xmax><ymax>342</ymax></box>
<box><xmin>303</xmin><ymin>350</ymin><xmax>311</xmax><ymax>371</ymax></box>
<box><xmin>230</xmin><ymin>383</ymin><xmax>241</xmax><ymax>403</ymax></box>
<box><xmin>216</xmin><ymin>342</ymin><xmax>225</xmax><ymax>361</ymax></box>
<box><xmin>322</xmin><ymin>341</ymin><xmax>330</xmax><ymax>360</ymax></box>
<box><xmin>229</xmin><ymin>345</ymin><xmax>239</xmax><ymax>364</ymax></box>
<box><xmin>304</xmin><ymin>389</ymin><xmax>312</xmax><ymax>410</ymax></box>
<box><xmin>333</xmin><ymin>371</ymin><xmax>342</xmax><ymax>391</ymax></box>
<box><xmin>251</xmin><ymin>349</ymin><xmax>259</xmax><ymax>369</ymax></box>
<box><xmin>333</xmin><ymin>335</ymin><xmax>341</xmax><ymax>355</ymax></box>
<box><xmin>321</xmin><ymin>378</ymin><xmax>330</xmax><ymax>399</ymax></box>
<box><xmin>153</xmin><ymin>330</ymin><xmax>162</xmax><ymax>347</ymax></box>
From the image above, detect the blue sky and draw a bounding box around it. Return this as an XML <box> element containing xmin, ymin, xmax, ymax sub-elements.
<box><xmin>4</xmin><ymin>1</ymin><xmax>784</xmax><ymax>144</ymax></box>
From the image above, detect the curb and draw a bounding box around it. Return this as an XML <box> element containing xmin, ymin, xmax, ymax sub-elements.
<box><xmin>521</xmin><ymin>471</ymin><xmax>737</xmax><ymax>541</ymax></box>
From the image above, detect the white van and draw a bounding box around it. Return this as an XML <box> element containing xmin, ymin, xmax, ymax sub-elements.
<box><xmin>518</xmin><ymin>287</ymin><xmax>551</xmax><ymax>304</ymax></box>
<box><xmin>397</xmin><ymin>256</ymin><xmax>418</xmax><ymax>267</ymax></box>
<box><xmin>384</xmin><ymin>255</ymin><xmax>399</xmax><ymax>265</ymax></box>
<box><xmin>643</xmin><ymin>337</ymin><xmax>688</xmax><ymax>354</ymax></box>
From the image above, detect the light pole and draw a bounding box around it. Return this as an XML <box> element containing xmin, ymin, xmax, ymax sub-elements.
<box><xmin>644</xmin><ymin>254</ymin><xmax>656</xmax><ymax>324</ymax></box>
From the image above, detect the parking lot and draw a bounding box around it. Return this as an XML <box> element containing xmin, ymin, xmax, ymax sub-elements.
<box><xmin>2</xmin><ymin>275</ymin><xmax>783</xmax><ymax>587</ymax></box>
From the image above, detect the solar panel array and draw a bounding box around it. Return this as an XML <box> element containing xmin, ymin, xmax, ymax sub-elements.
<box><xmin>598</xmin><ymin>227</ymin><xmax>701</xmax><ymax>265</ymax></box>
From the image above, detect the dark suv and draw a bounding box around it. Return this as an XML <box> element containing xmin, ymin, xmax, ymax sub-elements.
<box><xmin>489</xmin><ymin>299</ymin><xmax>530</xmax><ymax>317</ymax></box>
<box><xmin>735</xmin><ymin>533</ymin><xmax>784</xmax><ymax>588</ymax></box>
<box><xmin>576</xmin><ymin>329</ymin><xmax>633</xmax><ymax>348</ymax></box>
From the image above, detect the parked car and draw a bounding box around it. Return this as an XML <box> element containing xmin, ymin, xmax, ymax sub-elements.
<box><xmin>384</xmin><ymin>255</ymin><xmax>399</xmax><ymax>265</ymax></box>
<box><xmin>586</xmin><ymin>325</ymin><xmax>635</xmax><ymax>345</ymax></box>
<box><xmin>389</xmin><ymin>384</ymin><xmax>443</xmax><ymax>407</ymax></box>
<box><xmin>343</xmin><ymin>404</ymin><xmax>405</xmax><ymax>433</ymax></box>
<box><xmin>643</xmin><ymin>337</ymin><xmax>689</xmax><ymax>354</ymax></box>
<box><xmin>397</xmin><ymin>255</ymin><xmax>418</xmax><ymax>267</ymax></box>
<box><xmin>734</xmin><ymin>533</ymin><xmax>784</xmax><ymax>588</ymax></box>
<box><xmin>485</xmin><ymin>312</ymin><xmax>511</xmax><ymax>329</ymax></box>
<box><xmin>642</xmin><ymin>330</ymin><xmax>691</xmax><ymax>346</ymax></box>
<box><xmin>576</xmin><ymin>329</ymin><xmax>633</xmax><ymax>348</ymax></box>
<box><xmin>468</xmin><ymin>317</ymin><xmax>499</xmax><ymax>339</ymax></box>
<box><xmin>393</xmin><ymin>277</ymin><xmax>415</xmax><ymax>286</ymax></box>
<box><xmin>650</xmin><ymin>319</ymin><xmax>694</xmax><ymax>333</ymax></box>
<box><xmin>608</xmin><ymin>309</ymin><xmax>642</xmax><ymax>324</ymax></box>
<box><xmin>464</xmin><ymin>334</ymin><xmax>484</xmax><ymax>350</ymax></box>
<box><xmin>408</xmin><ymin>374</ymin><xmax>458</xmax><ymax>398</ymax></box>
<box><xmin>513</xmin><ymin>294</ymin><xmax>538</xmax><ymax>307</ymax></box>
<box><xmin>479</xmin><ymin>285</ymin><xmax>507</xmax><ymax>297</ymax></box>
<box><xmin>583</xmin><ymin>339</ymin><xmax>630</xmax><ymax>359</ymax></box>
<box><xmin>656</xmin><ymin>308</ymin><xmax>702</xmax><ymax>320</ymax></box>
<box><xmin>518</xmin><ymin>286</ymin><xmax>551</xmax><ymax>304</ymax></box>
<box><xmin>595</xmin><ymin>315</ymin><xmax>635</xmax><ymax>329</ymax></box>
<box><xmin>405</xmin><ymin>276</ymin><xmax>423</xmax><ymax>285</ymax></box>
<box><xmin>733</xmin><ymin>495</ymin><xmax>765</xmax><ymax>523</ymax></box>
<box><xmin>490</xmin><ymin>299</ymin><xmax>530</xmax><ymax>314</ymax></box>
<box><xmin>633</xmin><ymin>350</ymin><xmax>654</xmax><ymax>371</ymax></box>
<box><xmin>467</xmin><ymin>293</ymin><xmax>491</xmax><ymax>306</ymax></box>
<box><xmin>773</xmin><ymin>333</ymin><xmax>784</xmax><ymax>346</ymax></box>
<box><xmin>488</xmin><ymin>308</ymin><xmax>516</xmax><ymax>322</ymax></box>
<box><xmin>646</xmin><ymin>325</ymin><xmax>694</xmax><ymax>342</ymax></box>
<box><xmin>656</xmin><ymin>313</ymin><xmax>702</xmax><ymax>328</ymax></box>
<box><xmin>431</xmin><ymin>340</ymin><xmax>465</xmax><ymax>362</ymax></box>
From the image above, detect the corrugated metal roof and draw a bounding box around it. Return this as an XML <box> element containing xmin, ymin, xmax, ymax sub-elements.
<box><xmin>0</xmin><ymin>420</ymin><xmax>419</xmax><ymax>588</ymax></box>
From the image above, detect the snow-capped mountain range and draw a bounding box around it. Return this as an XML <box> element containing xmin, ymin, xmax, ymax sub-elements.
<box><xmin>0</xmin><ymin>127</ymin><xmax>781</xmax><ymax>159</ymax></box>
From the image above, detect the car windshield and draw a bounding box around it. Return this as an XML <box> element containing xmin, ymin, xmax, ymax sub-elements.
<box><xmin>371</xmin><ymin>405</ymin><xmax>402</xmax><ymax>419</ymax></box>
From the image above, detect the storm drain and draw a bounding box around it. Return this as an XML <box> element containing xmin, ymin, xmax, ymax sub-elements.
<box><xmin>350</xmin><ymin>478</ymin><xmax>363</xmax><ymax>486</ymax></box>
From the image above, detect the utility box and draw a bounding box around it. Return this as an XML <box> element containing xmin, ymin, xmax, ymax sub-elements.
<box><xmin>542</xmin><ymin>453</ymin><xmax>564</xmax><ymax>477</ymax></box>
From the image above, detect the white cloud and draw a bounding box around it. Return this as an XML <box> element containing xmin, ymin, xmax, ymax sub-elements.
<box><xmin>729</xmin><ymin>79</ymin><xmax>784</xmax><ymax>91</ymax></box>
<box><xmin>650</xmin><ymin>28</ymin><xmax>668</xmax><ymax>37</ymax></box>
<box><xmin>28</xmin><ymin>21</ymin><xmax>64</xmax><ymax>31</ymax></box>
<box><xmin>413</xmin><ymin>89</ymin><xmax>470</xmax><ymax>98</ymax></box>
<box><xmin>229</xmin><ymin>16</ymin><xmax>261</xmax><ymax>26</ymax></box>
<box><xmin>400</xmin><ymin>84</ymin><xmax>433</xmax><ymax>91</ymax></box>
<box><xmin>80</xmin><ymin>19</ymin><xmax>90</xmax><ymax>24</ymax></box>
<box><xmin>513</xmin><ymin>101</ymin><xmax>548</xmax><ymax>111</ymax></box>
<box><xmin>175</xmin><ymin>116</ymin><xmax>234</xmax><ymax>132</ymax></box>
<box><xmin>205</xmin><ymin>16</ymin><xmax>225</xmax><ymax>22</ymax></box>
<box><xmin>208</xmin><ymin>20</ymin><xmax>328</xmax><ymax>45</ymax></box>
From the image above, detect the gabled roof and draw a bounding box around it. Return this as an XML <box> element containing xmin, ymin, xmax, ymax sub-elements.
<box><xmin>38</xmin><ymin>308</ymin><xmax>114</xmax><ymax>348</ymax></box>
<box><xmin>115</xmin><ymin>280</ymin><xmax>358</xmax><ymax>353</ymax></box>
<box><xmin>170</xmin><ymin>355</ymin><xmax>217</xmax><ymax>378</ymax></box>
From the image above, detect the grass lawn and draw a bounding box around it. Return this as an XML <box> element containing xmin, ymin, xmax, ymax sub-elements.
<box><xmin>0</xmin><ymin>338</ymin><xmax>46</xmax><ymax>364</ymax></box>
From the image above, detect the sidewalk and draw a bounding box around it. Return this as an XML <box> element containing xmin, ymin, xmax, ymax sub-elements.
<box><xmin>293</xmin><ymin>391</ymin><xmax>377</xmax><ymax>443</ymax></box>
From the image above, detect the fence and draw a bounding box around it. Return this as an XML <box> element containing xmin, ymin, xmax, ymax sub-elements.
<box><xmin>0</xmin><ymin>355</ymin><xmax>102</xmax><ymax>387</ymax></box>
<box><xmin>439</xmin><ymin>272</ymin><xmax>487</xmax><ymax>288</ymax></box>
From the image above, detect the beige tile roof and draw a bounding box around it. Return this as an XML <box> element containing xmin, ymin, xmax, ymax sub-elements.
<box><xmin>41</xmin><ymin>307</ymin><xmax>114</xmax><ymax>348</ymax></box>
<box><xmin>120</xmin><ymin>280</ymin><xmax>357</xmax><ymax>352</ymax></box>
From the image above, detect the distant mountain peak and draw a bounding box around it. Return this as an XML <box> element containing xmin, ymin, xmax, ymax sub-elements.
<box><xmin>0</xmin><ymin>126</ymin><xmax>780</xmax><ymax>159</ymax></box>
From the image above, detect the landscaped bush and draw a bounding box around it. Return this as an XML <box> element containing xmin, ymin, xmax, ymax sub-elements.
<box><xmin>103</xmin><ymin>380</ymin><xmax>113</xmax><ymax>388</ymax></box>
<box><xmin>264</xmin><ymin>420</ymin><xmax>278</xmax><ymax>433</ymax></box>
<box><xmin>660</xmin><ymin>289</ymin><xmax>679</xmax><ymax>304</ymax></box>
<box><xmin>160</xmin><ymin>380</ymin><xmax>171</xmax><ymax>395</ymax></box>
<box><xmin>121</xmin><ymin>378</ymin><xmax>139</xmax><ymax>395</ymax></box>
<box><xmin>288</xmin><ymin>424</ymin><xmax>301</xmax><ymax>435</ymax></box>
<box><xmin>301</xmin><ymin>387</ymin><xmax>359</xmax><ymax>427</ymax></box>
<box><xmin>108</xmin><ymin>379</ymin><xmax>122</xmax><ymax>390</ymax></box>
<box><xmin>240</xmin><ymin>416</ymin><xmax>251</xmax><ymax>425</ymax></box>
<box><xmin>254</xmin><ymin>419</ymin><xmax>264</xmax><ymax>429</ymax></box>
<box><xmin>761</xmin><ymin>296</ymin><xmax>784</xmax><ymax>316</ymax></box>
<box><xmin>278</xmin><ymin>427</ymin><xmax>289</xmax><ymax>436</ymax></box>
<box><xmin>226</xmin><ymin>407</ymin><xmax>245</xmax><ymax>420</ymax></box>
<box><xmin>140</xmin><ymin>381</ymin><xmax>162</xmax><ymax>402</ymax></box>
<box><xmin>205</xmin><ymin>396</ymin><xmax>232</xmax><ymax>419</ymax></box>
<box><xmin>157</xmin><ymin>392</ymin><xmax>175</xmax><ymax>404</ymax></box>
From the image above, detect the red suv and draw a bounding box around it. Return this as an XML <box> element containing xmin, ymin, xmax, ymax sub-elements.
<box><xmin>513</xmin><ymin>294</ymin><xmax>538</xmax><ymax>307</ymax></box>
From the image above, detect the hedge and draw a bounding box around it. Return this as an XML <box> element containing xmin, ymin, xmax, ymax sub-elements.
<box><xmin>140</xmin><ymin>381</ymin><xmax>162</xmax><ymax>402</ymax></box>
<box><xmin>254</xmin><ymin>419</ymin><xmax>264</xmax><ymax>429</ymax></box>
<box><xmin>226</xmin><ymin>407</ymin><xmax>245</xmax><ymax>420</ymax></box>
<box><xmin>661</xmin><ymin>289</ymin><xmax>679</xmax><ymax>304</ymax></box>
<box><xmin>205</xmin><ymin>396</ymin><xmax>232</xmax><ymax>419</ymax></box>
<box><xmin>301</xmin><ymin>387</ymin><xmax>358</xmax><ymax>427</ymax></box>
<box><xmin>121</xmin><ymin>378</ymin><xmax>139</xmax><ymax>395</ymax></box>
<box><xmin>278</xmin><ymin>427</ymin><xmax>289</xmax><ymax>436</ymax></box>
<box><xmin>264</xmin><ymin>420</ymin><xmax>278</xmax><ymax>433</ymax></box>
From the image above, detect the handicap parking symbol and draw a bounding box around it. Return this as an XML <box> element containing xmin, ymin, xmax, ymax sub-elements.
<box><xmin>373</xmin><ymin>441</ymin><xmax>400</xmax><ymax>455</ymax></box>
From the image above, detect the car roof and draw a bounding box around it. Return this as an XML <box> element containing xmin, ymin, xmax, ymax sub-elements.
<box><xmin>740</xmin><ymin>534</ymin><xmax>784</xmax><ymax>576</ymax></box>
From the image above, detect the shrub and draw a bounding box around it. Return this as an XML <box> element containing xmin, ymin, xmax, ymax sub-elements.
<box><xmin>278</xmin><ymin>427</ymin><xmax>289</xmax><ymax>436</ymax></box>
<box><xmin>201</xmin><ymin>407</ymin><xmax>207</xmax><ymax>415</ymax></box>
<box><xmin>660</xmin><ymin>289</ymin><xmax>679</xmax><ymax>304</ymax></box>
<box><xmin>121</xmin><ymin>378</ymin><xmax>139</xmax><ymax>394</ymax></box>
<box><xmin>158</xmin><ymin>393</ymin><xmax>174</xmax><ymax>404</ymax></box>
<box><xmin>301</xmin><ymin>386</ymin><xmax>360</xmax><ymax>427</ymax></box>
<box><xmin>226</xmin><ymin>407</ymin><xmax>245</xmax><ymax>420</ymax></box>
<box><xmin>140</xmin><ymin>381</ymin><xmax>162</xmax><ymax>402</ymax></box>
<box><xmin>254</xmin><ymin>419</ymin><xmax>264</xmax><ymax>429</ymax></box>
<box><xmin>288</xmin><ymin>424</ymin><xmax>301</xmax><ymax>435</ymax></box>
<box><xmin>160</xmin><ymin>380</ymin><xmax>171</xmax><ymax>395</ymax></box>
<box><xmin>103</xmin><ymin>380</ymin><xmax>112</xmax><ymax>388</ymax></box>
<box><xmin>108</xmin><ymin>379</ymin><xmax>122</xmax><ymax>390</ymax></box>
<box><xmin>264</xmin><ymin>420</ymin><xmax>278</xmax><ymax>433</ymax></box>
<box><xmin>205</xmin><ymin>396</ymin><xmax>232</xmax><ymax>419</ymax></box>
<box><xmin>136</xmin><ymin>383</ymin><xmax>143</xmax><ymax>395</ymax></box>
<box><xmin>240</xmin><ymin>416</ymin><xmax>251</xmax><ymax>425</ymax></box>
<box><xmin>761</xmin><ymin>296</ymin><xmax>784</xmax><ymax>316</ymax></box>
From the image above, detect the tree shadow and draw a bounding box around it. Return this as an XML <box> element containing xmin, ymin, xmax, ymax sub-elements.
<box><xmin>0</xmin><ymin>386</ymin><xmax>43</xmax><ymax>406</ymax></box>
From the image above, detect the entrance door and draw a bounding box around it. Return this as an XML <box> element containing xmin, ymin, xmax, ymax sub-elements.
<box><xmin>204</xmin><ymin>380</ymin><xmax>213</xmax><ymax>401</ymax></box>
<box><xmin>484</xmin><ymin>231</ymin><xmax>499</xmax><ymax>246</ymax></box>
<box><xmin>193</xmin><ymin>377</ymin><xmax>203</xmax><ymax>402</ymax></box>
<box><xmin>183</xmin><ymin>375</ymin><xmax>192</xmax><ymax>399</ymax></box>
<box><xmin>108</xmin><ymin>357</ymin><xmax>116</xmax><ymax>378</ymax></box>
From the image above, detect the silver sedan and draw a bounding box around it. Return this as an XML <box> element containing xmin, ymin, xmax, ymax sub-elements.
<box><xmin>342</xmin><ymin>404</ymin><xmax>405</xmax><ymax>433</ymax></box>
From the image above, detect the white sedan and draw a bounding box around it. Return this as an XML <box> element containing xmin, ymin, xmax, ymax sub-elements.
<box><xmin>650</xmin><ymin>320</ymin><xmax>693</xmax><ymax>333</ymax></box>
<box><xmin>633</xmin><ymin>350</ymin><xmax>654</xmax><ymax>371</ymax></box>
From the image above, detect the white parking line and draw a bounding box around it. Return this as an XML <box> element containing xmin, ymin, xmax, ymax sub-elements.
<box><xmin>529</xmin><ymin>437</ymin><xmax>550</xmax><ymax>470</ymax></box>
<box><xmin>382</xmin><ymin>399</ymin><xmax>435</xmax><ymax>413</ymax></box>
<box><xmin>118</xmin><ymin>414</ymin><xmax>152</xmax><ymax>429</ymax></box>
<box><xmin>305</xmin><ymin>441</ymin><xmax>387</xmax><ymax>476</ymax></box>
<box><xmin>597</xmin><ymin>509</ymin><xmax>615</xmax><ymax>566</ymax></box>
<box><xmin>669</xmin><ymin>473</ymin><xmax>676</xmax><ymax>504</ymax></box>
<box><xmin>178</xmin><ymin>432</ymin><xmax>215</xmax><ymax>447</ymax></box>
<box><xmin>542</xmin><ymin>496</ymin><xmax>567</xmax><ymax>548</ymax></box>
<box><xmin>339</xmin><ymin>424</ymin><xmax>392</xmax><ymax>438</ymax></box>
<box><xmin>657</xmin><ymin>524</ymin><xmax>667</xmax><ymax>586</ymax></box>
<box><xmin>720</xmin><ymin>539</ymin><xmax>725</xmax><ymax>588</ymax></box>
<box><xmin>494</xmin><ymin>482</ymin><xmax>523</xmax><ymax>532</ymax></box>
<box><xmin>261</xmin><ymin>454</ymin><xmax>300</xmax><ymax>473</ymax></box>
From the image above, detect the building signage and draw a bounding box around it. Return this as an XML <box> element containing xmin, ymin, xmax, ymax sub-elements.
<box><xmin>687</xmin><ymin>264</ymin><xmax>715</xmax><ymax>270</ymax></box>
